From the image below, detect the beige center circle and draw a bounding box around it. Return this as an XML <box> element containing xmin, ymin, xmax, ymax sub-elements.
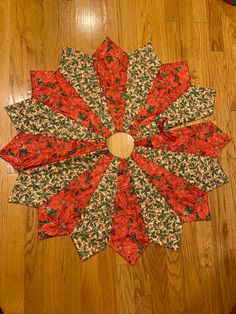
<box><xmin>107</xmin><ymin>132</ymin><xmax>134</xmax><ymax>158</ymax></box>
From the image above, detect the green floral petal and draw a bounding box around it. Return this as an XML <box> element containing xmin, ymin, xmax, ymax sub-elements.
<box><xmin>71</xmin><ymin>157</ymin><xmax>119</xmax><ymax>260</ymax></box>
<box><xmin>127</xmin><ymin>157</ymin><xmax>182</xmax><ymax>250</ymax></box>
<box><xmin>6</xmin><ymin>99</ymin><xmax>103</xmax><ymax>141</ymax></box>
<box><xmin>58</xmin><ymin>48</ymin><xmax>115</xmax><ymax>134</ymax></box>
<box><xmin>135</xmin><ymin>146</ymin><xmax>229</xmax><ymax>192</ymax></box>
<box><xmin>122</xmin><ymin>43</ymin><xmax>162</xmax><ymax>133</ymax></box>
<box><xmin>137</xmin><ymin>86</ymin><xmax>215</xmax><ymax>138</ymax></box>
<box><xmin>9</xmin><ymin>149</ymin><xmax>107</xmax><ymax>207</ymax></box>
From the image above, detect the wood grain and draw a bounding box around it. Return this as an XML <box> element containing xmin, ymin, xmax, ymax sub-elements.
<box><xmin>0</xmin><ymin>1</ymin><xmax>236</xmax><ymax>313</ymax></box>
<box><xmin>107</xmin><ymin>133</ymin><xmax>134</xmax><ymax>158</ymax></box>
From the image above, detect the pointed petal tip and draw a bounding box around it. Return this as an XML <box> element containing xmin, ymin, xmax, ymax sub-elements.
<box><xmin>172</xmin><ymin>243</ymin><xmax>180</xmax><ymax>251</ymax></box>
<box><xmin>93</xmin><ymin>37</ymin><xmax>127</xmax><ymax>57</ymax></box>
<box><xmin>0</xmin><ymin>147</ymin><xmax>20</xmax><ymax>172</ymax></box>
<box><xmin>109</xmin><ymin>243</ymin><xmax>146</xmax><ymax>266</ymax></box>
<box><xmin>105</xmin><ymin>36</ymin><xmax>113</xmax><ymax>42</ymax></box>
<box><xmin>130</xmin><ymin>41</ymin><xmax>156</xmax><ymax>55</ymax></box>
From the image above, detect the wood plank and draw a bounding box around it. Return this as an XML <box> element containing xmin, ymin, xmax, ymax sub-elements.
<box><xmin>0</xmin><ymin>1</ymin><xmax>25</xmax><ymax>314</ymax></box>
<box><xmin>208</xmin><ymin>0</ymin><xmax>224</xmax><ymax>52</ymax></box>
<box><xmin>164</xmin><ymin>0</ymin><xmax>179</xmax><ymax>22</ymax></box>
<box><xmin>116</xmin><ymin>265</ymin><xmax>135</xmax><ymax>314</ymax></box>
<box><xmin>134</xmin><ymin>296</ymin><xmax>153</xmax><ymax>314</ymax></box>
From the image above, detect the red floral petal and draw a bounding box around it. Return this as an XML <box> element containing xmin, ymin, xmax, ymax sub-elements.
<box><xmin>31</xmin><ymin>70</ymin><xmax>111</xmax><ymax>138</ymax></box>
<box><xmin>93</xmin><ymin>38</ymin><xmax>128</xmax><ymax>132</ymax></box>
<box><xmin>0</xmin><ymin>133</ymin><xmax>106</xmax><ymax>172</ymax></box>
<box><xmin>135</xmin><ymin>122</ymin><xmax>230</xmax><ymax>157</ymax></box>
<box><xmin>132</xmin><ymin>151</ymin><xmax>210</xmax><ymax>222</ymax></box>
<box><xmin>38</xmin><ymin>153</ymin><xmax>113</xmax><ymax>239</ymax></box>
<box><xmin>109</xmin><ymin>159</ymin><xmax>150</xmax><ymax>265</ymax></box>
<box><xmin>130</xmin><ymin>61</ymin><xmax>191</xmax><ymax>136</ymax></box>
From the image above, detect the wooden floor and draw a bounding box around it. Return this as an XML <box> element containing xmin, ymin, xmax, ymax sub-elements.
<box><xmin>0</xmin><ymin>0</ymin><xmax>236</xmax><ymax>313</ymax></box>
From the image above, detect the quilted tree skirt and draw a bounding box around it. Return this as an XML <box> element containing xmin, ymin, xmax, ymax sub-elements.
<box><xmin>0</xmin><ymin>38</ymin><xmax>230</xmax><ymax>266</ymax></box>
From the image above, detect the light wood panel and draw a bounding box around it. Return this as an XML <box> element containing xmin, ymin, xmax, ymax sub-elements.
<box><xmin>107</xmin><ymin>133</ymin><xmax>134</xmax><ymax>158</ymax></box>
<box><xmin>0</xmin><ymin>1</ymin><xmax>236</xmax><ymax>313</ymax></box>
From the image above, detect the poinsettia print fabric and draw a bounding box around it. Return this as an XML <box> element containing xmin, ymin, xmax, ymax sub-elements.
<box><xmin>0</xmin><ymin>38</ymin><xmax>230</xmax><ymax>266</ymax></box>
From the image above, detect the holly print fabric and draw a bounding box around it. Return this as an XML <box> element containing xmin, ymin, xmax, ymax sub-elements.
<box><xmin>0</xmin><ymin>38</ymin><xmax>230</xmax><ymax>265</ymax></box>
